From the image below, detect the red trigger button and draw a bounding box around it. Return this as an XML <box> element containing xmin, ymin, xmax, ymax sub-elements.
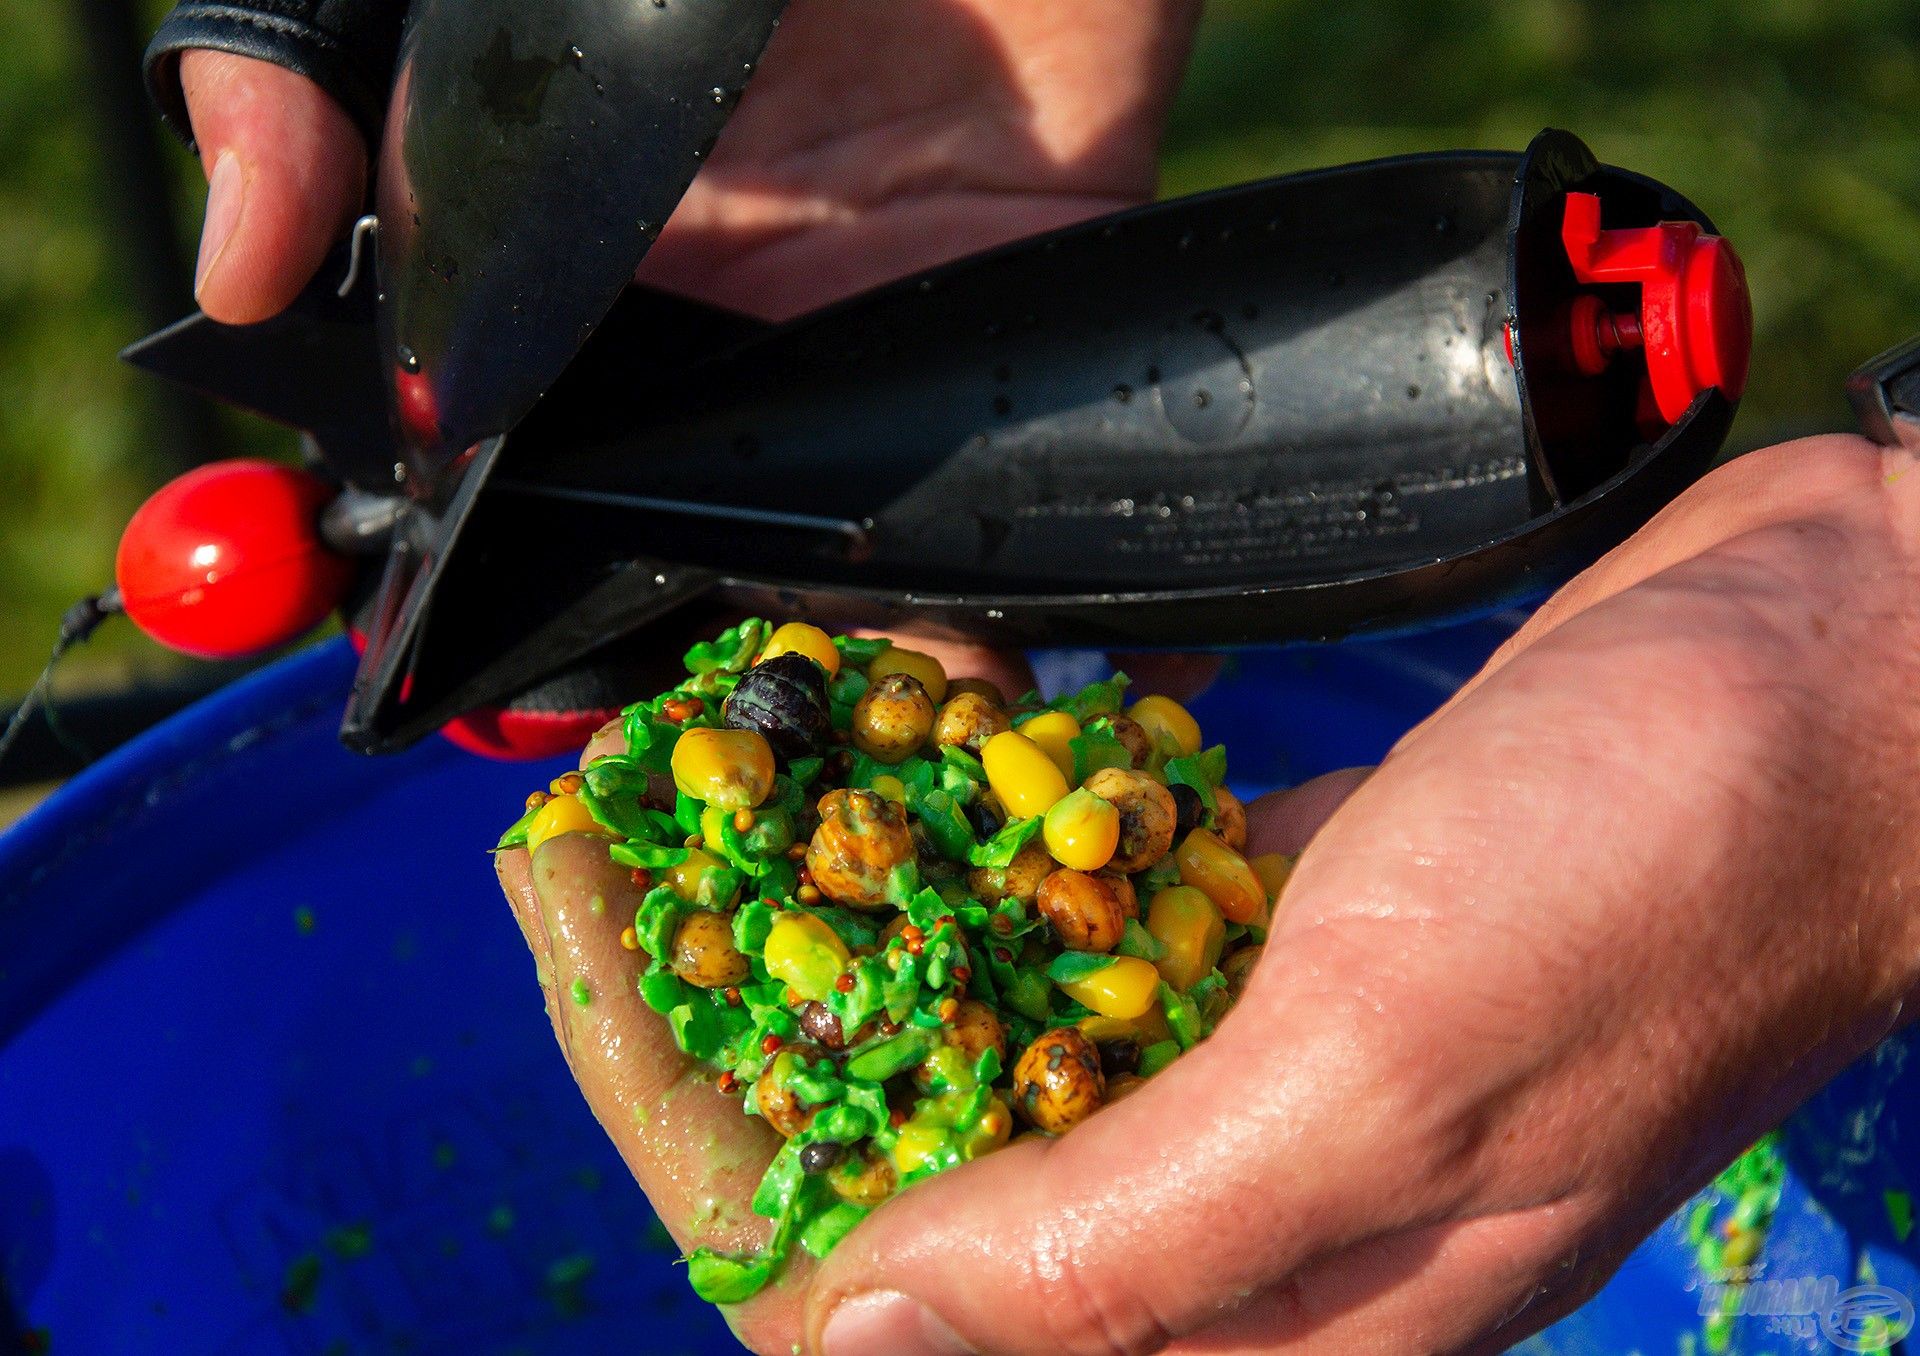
<box><xmin>1559</xmin><ymin>191</ymin><xmax>1752</xmax><ymax>425</ymax></box>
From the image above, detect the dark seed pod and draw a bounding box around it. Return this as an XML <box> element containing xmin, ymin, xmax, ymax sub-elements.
<box><xmin>967</xmin><ymin>798</ymin><xmax>1003</xmax><ymax>840</ymax></box>
<box><xmin>1095</xmin><ymin>1037</ymin><xmax>1141</xmax><ymax>1078</ymax></box>
<box><xmin>723</xmin><ymin>653</ymin><xmax>832</xmax><ymax>761</ymax></box>
<box><xmin>795</xmin><ymin>1000</ymin><xmax>848</xmax><ymax>1049</ymax></box>
<box><xmin>800</xmin><ymin>1140</ymin><xmax>847</xmax><ymax>1175</ymax></box>
<box><xmin>1169</xmin><ymin>782</ymin><xmax>1206</xmax><ymax>840</ymax></box>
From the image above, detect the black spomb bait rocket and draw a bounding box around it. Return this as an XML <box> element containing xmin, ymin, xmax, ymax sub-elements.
<box><xmin>116</xmin><ymin>0</ymin><xmax>1816</xmax><ymax>758</ymax></box>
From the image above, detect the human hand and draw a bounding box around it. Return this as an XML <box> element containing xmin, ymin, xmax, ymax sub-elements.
<box><xmin>788</xmin><ymin>432</ymin><xmax>1920</xmax><ymax>1354</ymax></box>
<box><xmin>173</xmin><ymin>0</ymin><xmax>1202</xmax><ymax>324</ymax></box>
<box><xmin>498</xmin><ymin>435</ymin><xmax>1920</xmax><ymax>1354</ymax></box>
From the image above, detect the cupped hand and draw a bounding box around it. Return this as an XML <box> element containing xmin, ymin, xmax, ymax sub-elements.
<box><xmin>490</xmin><ymin>433</ymin><xmax>1920</xmax><ymax>1355</ymax></box>
<box><xmin>794</xmin><ymin>432</ymin><xmax>1920</xmax><ymax>1355</ymax></box>
<box><xmin>176</xmin><ymin>0</ymin><xmax>1202</xmax><ymax>324</ymax></box>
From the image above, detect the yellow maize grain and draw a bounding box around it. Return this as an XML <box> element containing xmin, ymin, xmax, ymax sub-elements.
<box><xmin>1020</xmin><ymin>710</ymin><xmax>1081</xmax><ymax>780</ymax></box>
<box><xmin>759</xmin><ymin>622</ymin><xmax>840</xmax><ymax>675</ymax></box>
<box><xmin>868</xmin><ymin>647</ymin><xmax>949</xmax><ymax>705</ymax></box>
<box><xmin>1076</xmin><ymin>1007</ymin><xmax>1172</xmax><ymax>1047</ymax></box>
<box><xmin>982</xmin><ymin>730</ymin><xmax>1070</xmax><ymax>819</ymax></box>
<box><xmin>1175</xmin><ymin>829</ymin><xmax>1265</xmax><ymax>924</ymax></box>
<box><xmin>1250</xmin><ymin>852</ymin><xmax>1295</xmax><ymax>925</ymax></box>
<box><xmin>664</xmin><ymin>847</ymin><xmax>737</xmax><ymax>905</ymax></box>
<box><xmin>763</xmin><ymin>912</ymin><xmax>852</xmax><ymax>1002</ymax></box>
<box><xmin>891</xmin><ymin>1120</ymin><xmax>949</xmax><ymax>1176</ymax></box>
<box><xmin>960</xmin><ymin>1096</ymin><xmax>1013</xmax><ymax>1158</ymax></box>
<box><xmin>1054</xmin><ymin>954</ymin><xmax>1160</xmax><ymax>1020</ymax></box>
<box><xmin>1146</xmin><ymin>885</ymin><xmax>1225</xmax><ymax>991</ymax></box>
<box><xmin>670</xmin><ymin>726</ymin><xmax>775</xmax><ymax>810</ymax></box>
<box><xmin>1128</xmin><ymin>694</ymin><xmax>1202</xmax><ymax>757</ymax></box>
<box><xmin>1042</xmin><ymin>788</ymin><xmax>1119</xmax><ymax>872</ymax></box>
<box><xmin>525</xmin><ymin>794</ymin><xmax>611</xmax><ymax>857</ymax></box>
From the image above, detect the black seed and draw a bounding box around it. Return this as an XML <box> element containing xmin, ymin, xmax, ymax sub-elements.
<box><xmin>800</xmin><ymin>1141</ymin><xmax>846</xmax><ymax>1175</ymax></box>
<box><xmin>1169</xmin><ymin>782</ymin><xmax>1205</xmax><ymax>839</ymax></box>
<box><xmin>1096</xmin><ymin>1038</ymin><xmax>1139</xmax><ymax>1078</ymax></box>
<box><xmin>723</xmin><ymin>654</ymin><xmax>832</xmax><ymax>761</ymax></box>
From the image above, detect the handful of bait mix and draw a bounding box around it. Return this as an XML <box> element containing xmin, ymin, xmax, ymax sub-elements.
<box><xmin>497</xmin><ymin>620</ymin><xmax>1290</xmax><ymax>1302</ymax></box>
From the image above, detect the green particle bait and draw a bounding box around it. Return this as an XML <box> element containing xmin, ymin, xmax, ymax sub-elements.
<box><xmin>500</xmin><ymin>619</ymin><xmax>1274</xmax><ymax>1304</ymax></box>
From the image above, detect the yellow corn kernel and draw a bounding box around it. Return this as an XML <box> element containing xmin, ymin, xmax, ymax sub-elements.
<box><xmin>1042</xmin><ymin>788</ymin><xmax>1119</xmax><ymax>872</ymax></box>
<box><xmin>959</xmin><ymin>1096</ymin><xmax>1013</xmax><ymax>1158</ymax></box>
<box><xmin>1054</xmin><ymin>954</ymin><xmax>1160</xmax><ymax>1019</ymax></box>
<box><xmin>982</xmin><ymin>730</ymin><xmax>1071</xmax><ymax>819</ymax></box>
<box><xmin>759</xmin><ymin>622</ymin><xmax>840</xmax><ymax>676</ymax></box>
<box><xmin>670</xmin><ymin>726</ymin><xmax>775</xmax><ymax>810</ymax></box>
<box><xmin>1128</xmin><ymin>694</ymin><xmax>1202</xmax><ymax>757</ymax></box>
<box><xmin>1146</xmin><ymin>885</ymin><xmax>1225</xmax><ymax>991</ymax></box>
<box><xmin>1076</xmin><ymin>1007</ymin><xmax>1172</xmax><ymax>1046</ymax></box>
<box><xmin>1175</xmin><ymin>829</ymin><xmax>1265</xmax><ymax>924</ymax></box>
<box><xmin>868</xmin><ymin>647</ymin><xmax>949</xmax><ymax>705</ymax></box>
<box><xmin>868</xmin><ymin>774</ymin><xmax>907</xmax><ymax>804</ymax></box>
<box><xmin>664</xmin><ymin>847</ymin><xmax>738</xmax><ymax>905</ymax></box>
<box><xmin>1020</xmin><ymin>710</ymin><xmax>1081</xmax><ymax>781</ymax></box>
<box><xmin>525</xmin><ymin>794</ymin><xmax>611</xmax><ymax>857</ymax></box>
<box><xmin>892</xmin><ymin>1119</ymin><xmax>950</xmax><ymax>1176</ymax></box>
<box><xmin>763</xmin><ymin>912</ymin><xmax>852</xmax><ymax>1002</ymax></box>
<box><xmin>1250</xmin><ymin>852</ymin><xmax>1295</xmax><ymax>925</ymax></box>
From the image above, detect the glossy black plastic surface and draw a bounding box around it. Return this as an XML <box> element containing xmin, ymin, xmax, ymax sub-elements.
<box><xmin>332</xmin><ymin>137</ymin><xmax>1735</xmax><ymax>751</ymax></box>
<box><xmin>373</xmin><ymin>0</ymin><xmax>788</xmax><ymax>475</ymax></box>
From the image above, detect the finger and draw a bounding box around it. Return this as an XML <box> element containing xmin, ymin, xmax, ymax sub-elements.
<box><xmin>1165</xmin><ymin>1200</ymin><xmax>1610</xmax><ymax>1355</ymax></box>
<box><xmin>1110</xmin><ymin>653</ymin><xmax>1223</xmax><ymax>704</ymax></box>
<box><xmin>803</xmin><ymin>935</ymin><xmax>1466</xmax><ymax>1356</ymax></box>
<box><xmin>498</xmin><ymin>834</ymin><xmax>811</xmax><ymax>1352</ymax></box>
<box><xmin>1243</xmin><ymin>767</ymin><xmax>1373</xmax><ymax>858</ymax></box>
<box><xmin>179</xmin><ymin>50</ymin><xmax>365</xmax><ymax>323</ymax></box>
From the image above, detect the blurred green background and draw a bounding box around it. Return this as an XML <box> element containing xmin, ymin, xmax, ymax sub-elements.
<box><xmin>0</xmin><ymin>0</ymin><xmax>1916</xmax><ymax>699</ymax></box>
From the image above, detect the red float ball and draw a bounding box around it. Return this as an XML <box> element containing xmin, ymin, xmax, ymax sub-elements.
<box><xmin>115</xmin><ymin>459</ymin><xmax>354</xmax><ymax>659</ymax></box>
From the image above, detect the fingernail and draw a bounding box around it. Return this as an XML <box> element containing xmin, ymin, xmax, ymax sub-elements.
<box><xmin>195</xmin><ymin>151</ymin><xmax>244</xmax><ymax>299</ymax></box>
<box><xmin>822</xmin><ymin>1291</ymin><xmax>973</xmax><ymax>1356</ymax></box>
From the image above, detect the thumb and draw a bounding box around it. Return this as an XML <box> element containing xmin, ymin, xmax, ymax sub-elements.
<box><xmin>178</xmin><ymin>50</ymin><xmax>366</xmax><ymax>324</ymax></box>
<box><xmin>800</xmin><ymin>956</ymin><xmax>1448</xmax><ymax>1356</ymax></box>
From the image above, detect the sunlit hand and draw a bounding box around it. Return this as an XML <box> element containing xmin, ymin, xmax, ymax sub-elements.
<box><xmin>173</xmin><ymin>0</ymin><xmax>1202</xmax><ymax>324</ymax></box>
<box><xmin>503</xmin><ymin>433</ymin><xmax>1920</xmax><ymax>1355</ymax></box>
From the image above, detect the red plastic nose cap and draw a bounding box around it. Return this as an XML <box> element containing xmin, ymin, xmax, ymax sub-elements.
<box><xmin>1560</xmin><ymin>191</ymin><xmax>1752</xmax><ymax>425</ymax></box>
<box><xmin>115</xmin><ymin>459</ymin><xmax>354</xmax><ymax>659</ymax></box>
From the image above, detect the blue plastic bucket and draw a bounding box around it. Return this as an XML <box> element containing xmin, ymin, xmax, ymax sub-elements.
<box><xmin>1</xmin><ymin>626</ymin><xmax>1913</xmax><ymax>1354</ymax></box>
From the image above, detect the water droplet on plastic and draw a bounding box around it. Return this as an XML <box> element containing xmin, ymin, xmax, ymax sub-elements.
<box><xmin>567</xmin><ymin>45</ymin><xmax>584</xmax><ymax>65</ymax></box>
<box><xmin>1406</xmin><ymin>384</ymin><xmax>1421</xmax><ymax>400</ymax></box>
<box><xmin>1432</xmin><ymin>214</ymin><xmax>1453</xmax><ymax>234</ymax></box>
<box><xmin>1112</xmin><ymin>384</ymin><xmax>1132</xmax><ymax>404</ymax></box>
<box><xmin>398</xmin><ymin>345</ymin><xmax>420</xmax><ymax>373</ymax></box>
<box><xmin>712</xmin><ymin>86</ymin><xmax>727</xmax><ymax>103</ymax></box>
<box><xmin>592</xmin><ymin>80</ymin><xmax>604</xmax><ymax>96</ymax></box>
<box><xmin>1192</xmin><ymin>389</ymin><xmax>1211</xmax><ymax>409</ymax></box>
